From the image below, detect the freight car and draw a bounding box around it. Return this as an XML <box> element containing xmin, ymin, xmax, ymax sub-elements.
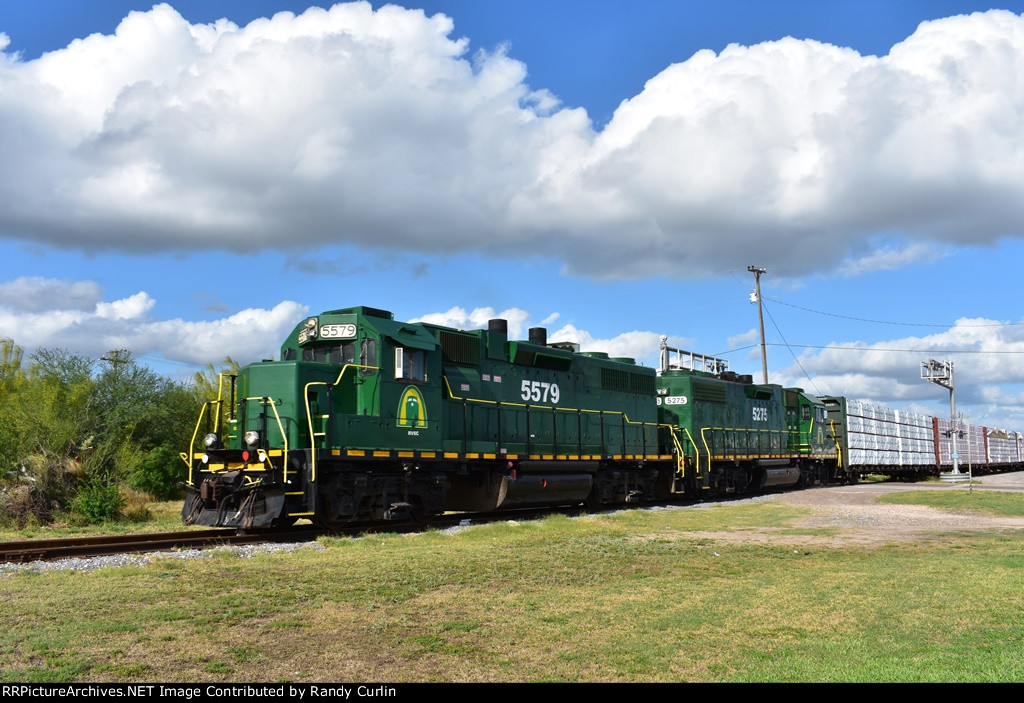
<box><xmin>180</xmin><ymin>306</ymin><xmax>848</xmax><ymax>529</ymax></box>
<box><xmin>823</xmin><ymin>397</ymin><xmax>1024</xmax><ymax>479</ymax></box>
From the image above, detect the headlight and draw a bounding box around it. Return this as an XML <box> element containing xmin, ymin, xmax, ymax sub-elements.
<box><xmin>203</xmin><ymin>432</ymin><xmax>220</xmax><ymax>448</ymax></box>
<box><xmin>244</xmin><ymin>430</ymin><xmax>260</xmax><ymax>447</ymax></box>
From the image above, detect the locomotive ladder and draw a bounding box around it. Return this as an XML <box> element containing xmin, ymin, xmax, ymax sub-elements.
<box><xmin>667</xmin><ymin>426</ymin><xmax>702</xmax><ymax>491</ymax></box>
<box><xmin>303</xmin><ymin>363</ymin><xmax>379</xmax><ymax>483</ymax></box>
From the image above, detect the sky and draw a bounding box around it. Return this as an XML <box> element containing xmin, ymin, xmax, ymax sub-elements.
<box><xmin>3</xmin><ymin>1</ymin><xmax>1024</xmax><ymax>430</ymax></box>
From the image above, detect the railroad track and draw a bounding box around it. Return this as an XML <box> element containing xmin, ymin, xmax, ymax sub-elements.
<box><xmin>0</xmin><ymin>503</ymin><xmax>619</xmax><ymax>565</ymax></box>
<box><xmin>0</xmin><ymin>526</ymin><xmax>322</xmax><ymax>564</ymax></box>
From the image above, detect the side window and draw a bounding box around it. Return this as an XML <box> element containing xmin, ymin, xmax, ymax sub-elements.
<box><xmin>801</xmin><ymin>405</ymin><xmax>811</xmax><ymax>421</ymax></box>
<box><xmin>394</xmin><ymin>347</ymin><xmax>426</xmax><ymax>381</ymax></box>
<box><xmin>360</xmin><ymin>338</ymin><xmax>377</xmax><ymax>376</ymax></box>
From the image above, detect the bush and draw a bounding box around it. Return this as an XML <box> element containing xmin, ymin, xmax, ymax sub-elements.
<box><xmin>0</xmin><ymin>484</ymin><xmax>55</xmax><ymax>528</ymax></box>
<box><xmin>0</xmin><ymin>454</ymin><xmax>80</xmax><ymax>527</ymax></box>
<box><xmin>72</xmin><ymin>477</ymin><xmax>125</xmax><ymax>524</ymax></box>
<box><xmin>127</xmin><ymin>444</ymin><xmax>186</xmax><ymax>500</ymax></box>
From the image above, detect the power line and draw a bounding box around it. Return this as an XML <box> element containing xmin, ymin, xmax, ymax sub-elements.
<box><xmin>763</xmin><ymin>296</ymin><xmax>1023</xmax><ymax>328</ymax></box>
<box><xmin>762</xmin><ymin>301</ymin><xmax>821</xmax><ymax>395</ymax></box>
<box><xmin>715</xmin><ymin>342</ymin><xmax>1024</xmax><ymax>356</ymax></box>
<box><xmin>770</xmin><ymin>343</ymin><xmax>1024</xmax><ymax>354</ymax></box>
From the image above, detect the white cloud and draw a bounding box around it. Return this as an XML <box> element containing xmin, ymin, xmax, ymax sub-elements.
<box><xmin>0</xmin><ymin>276</ymin><xmax>305</xmax><ymax>365</ymax></box>
<box><xmin>840</xmin><ymin>240</ymin><xmax>950</xmax><ymax>276</ymax></box>
<box><xmin>548</xmin><ymin>324</ymin><xmax>691</xmax><ymax>366</ymax></box>
<box><xmin>408</xmin><ymin>307</ymin><xmax>688</xmax><ymax>366</ymax></box>
<box><xmin>0</xmin><ymin>276</ymin><xmax>102</xmax><ymax>312</ymax></box>
<box><xmin>2</xmin><ymin>6</ymin><xmax>1024</xmax><ymax>278</ymax></box>
<box><xmin>727</xmin><ymin>328</ymin><xmax>759</xmax><ymax>350</ymax></box>
<box><xmin>410</xmin><ymin>306</ymin><xmax>531</xmax><ymax>338</ymax></box>
<box><xmin>139</xmin><ymin>302</ymin><xmax>308</xmax><ymax>364</ymax></box>
<box><xmin>771</xmin><ymin>316</ymin><xmax>1024</xmax><ymax>428</ymax></box>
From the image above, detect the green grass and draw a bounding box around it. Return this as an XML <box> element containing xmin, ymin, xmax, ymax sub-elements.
<box><xmin>0</xmin><ymin>500</ymin><xmax>190</xmax><ymax>541</ymax></box>
<box><xmin>876</xmin><ymin>489</ymin><xmax>1024</xmax><ymax>517</ymax></box>
<box><xmin>2</xmin><ymin>499</ymin><xmax>1022</xmax><ymax>683</ymax></box>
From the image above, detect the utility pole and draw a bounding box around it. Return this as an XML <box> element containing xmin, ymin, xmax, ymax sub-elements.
<box><xmin>748</xmin><ymin>266</ymin><xmax>768</xmax><ymax>384</ymax></box>
<box><xmin>100</xmin><ymin>349</ymin><xmax>132</xmax><ymax>376</ymax></box>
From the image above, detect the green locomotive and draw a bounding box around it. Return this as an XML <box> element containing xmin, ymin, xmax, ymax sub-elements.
<box><xmin>657</xmin><ymin>341</ymin><xmax>842</xmax><ymax>496</ymax></box>
<box><xmin>181</xmin><ymin>306</ymin><xmax>841</xmax><ymax>529</ymax></box>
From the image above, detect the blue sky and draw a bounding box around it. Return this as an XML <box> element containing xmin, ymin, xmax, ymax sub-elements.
<box><xmin>3</xmin><ymin>1</ymin><xmax>1024</xmax><ymax>430</ymax></box>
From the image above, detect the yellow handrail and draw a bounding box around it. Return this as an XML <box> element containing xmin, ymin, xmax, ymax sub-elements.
<box><xmin>181</xmin><ymin>402</ymin><xmax>210</xmax><ymax>481</ymax></box>
<box><xmin>304</xmin><ymin>381</ymin><xmax>327</xmax><ymax>483</ymax></box>
<box><xmin>829</xmin><ymin>418</ymin><xmax>843</xmax><ymax>469</ymax></box>
<box><xmin>304</xmin><ymin>363</ymin><xmax>379</xmax><ymax>483</ymax></box>
<box><xmin>669</xmin><ymin>428</ymin><xmax>686</xmax><ymax>480</ymax></box>
<box><xmin>682</xmin><ymin>427</ymin><xmax>699</xmax><ymax>479</ymax></box>
<box><xmin>239</xmin><ymin>396</ymin><xmax>289</xmax><ymax>482</ymax></box>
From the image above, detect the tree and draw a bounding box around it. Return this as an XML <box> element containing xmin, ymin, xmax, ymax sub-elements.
<box><xmin>192</xmin><ymin>356</ymin><xmax>240</xmax><ymax>405</ymax></box>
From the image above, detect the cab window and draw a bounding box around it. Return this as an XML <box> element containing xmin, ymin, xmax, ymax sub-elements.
<box><xmin>302</xmin><ymin>343</ymin><xmax>355</xmax><ymax>364</ymax></box>
<box><xmin>395</xmin><ymin>347</ymin><xmax>426</xmax><ymax>381</ymax></box>
<box><xmin>360</xmin><ymin>338</ymin><xmax>377</xmax><ymax>376</ymax></box>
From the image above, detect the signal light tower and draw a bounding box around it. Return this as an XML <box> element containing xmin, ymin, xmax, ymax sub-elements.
<box><xmin>921</xmin><ymin>358</ymin><xmax>965</xmax><ymax>482</ymax></box>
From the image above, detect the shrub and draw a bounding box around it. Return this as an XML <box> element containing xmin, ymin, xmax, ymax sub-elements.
<box><xmin>127</xmin><ymin>444</ymin><xmax>186</xmax><ymax>500</ymax></box>
<box><xmin>72</xmin><ymin>477</ymin><xmax>125</xmax><ymax>524</ymax></box>
<box><xmin>0</xmin><ymin>484</ymin><xmax>54</xmax><ymax>528</ymax></box>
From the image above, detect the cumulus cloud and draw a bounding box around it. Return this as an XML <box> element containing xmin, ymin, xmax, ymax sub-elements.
<box><xmin>2</xmin><ymin>5</ymin><xmax>1024</xmax><ymax>277</ymax></box>
<box><xmin>548</xmin><ymin>323</ymin><xmax>692</xmax><ymax>366</ymax></box>
<box><xmin>0</xmin><ymin>276</ymin><xmax>103</xmax><ymax>312</ymax></box>
<box><xmin>0</xmin><ymin>276</ymin><xmax>306</xmax><ymax>365</ymax></box>
<box><xmin>727</xmin><ymin>328</ymin><xmax>759</xmax><ymax>349</ymax></box>
<box><xmin>770</xmin><ymin>317</ymin><xmax>1024</xmax><ymax>428</ymax></box>
<box><xmin>408</xmin><ymin>306</ymin><xmax>688</xmax><ymax>365</ymax></box>
<box><xmin>839</xmin><ymin>240</ymin><xmax>951</xmax><ymax>276</ymax></box>
<box><xmin>409</xmin><ymin>306</ymin><xmax>531</xmax><ymax>338</ymax></box>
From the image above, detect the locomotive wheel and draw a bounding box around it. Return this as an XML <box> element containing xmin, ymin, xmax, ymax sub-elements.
<box><xmin>583</xmin><ymin>484</ymin><xmax>603</xmax><ymax>513</ymax></box>
<box><xmin>182</xmin><ymin>493</ymin><xmax>203</xmax><ymax>525</ymax></box>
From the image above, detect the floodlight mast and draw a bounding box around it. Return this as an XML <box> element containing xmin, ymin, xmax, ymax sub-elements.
<box><xmin>921</xmin><ymin>359</ymin><xmax>959</xmax><ymax>475</ymax></box>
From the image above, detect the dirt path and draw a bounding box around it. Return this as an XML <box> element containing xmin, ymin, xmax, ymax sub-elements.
<box><xmin>689</xmin><ymin>471</ymin><xmax>1024</xmax><ymax>546</ymax></box>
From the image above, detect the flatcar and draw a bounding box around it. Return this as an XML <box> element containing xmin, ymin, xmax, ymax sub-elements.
<box><xmin>824</xmin><ymin>397</ymin><xmax>1024</xmax><ymax>479</ymax></box>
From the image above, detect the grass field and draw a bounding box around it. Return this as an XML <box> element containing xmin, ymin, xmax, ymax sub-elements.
<box><xmin>1</xmin><ymin>495</ymin><xmax>1022</xmax><ymax>683</ymax></box>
